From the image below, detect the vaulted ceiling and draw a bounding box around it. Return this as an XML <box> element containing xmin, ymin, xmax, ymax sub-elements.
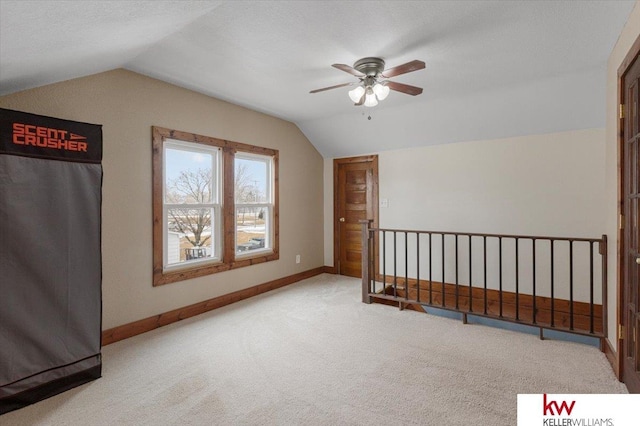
<box><xmin>0</xmin><ymin>1</ymin><xmax>636</xmax><ymax>158</ymax></box>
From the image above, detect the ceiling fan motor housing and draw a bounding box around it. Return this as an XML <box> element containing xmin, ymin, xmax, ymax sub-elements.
<box><xmin>354</xmin><ymin>57</ymin><xmax>385</xmax><ymax>77</ymax></box>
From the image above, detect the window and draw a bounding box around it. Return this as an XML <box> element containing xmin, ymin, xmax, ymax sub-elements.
<box><xmin>152</xmin><ymin>127</ymin><xmax>279</xmax><ymax>286</ymax></box>
<box><xmin>164</xmin><ymin>140</ymin><xmax>221</xmax><ymax>268</ymax></box>
<box><xmin>235</xmin><ymin>154</ymin><xmax>273</xmax><ymax>256</ymax></box>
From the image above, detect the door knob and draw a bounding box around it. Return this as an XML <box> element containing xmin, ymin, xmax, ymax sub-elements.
<box><xmin>636</xmin><ymin>257</ymin><xmax>640</xmax><ymax>265</ymax></box>
<box><xmin>339</xmin><ymin>217</ymin><xmax>345</xmax><ymax>222</ymax></box>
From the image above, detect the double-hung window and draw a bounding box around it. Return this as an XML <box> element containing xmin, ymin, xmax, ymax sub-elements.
<box><xmin>235</xmin><ymin>153</ymin><xmax>273</xmax><ymax>256</ymax></box>
<box><xmin>152</xmin><ymin>126</ymin><xmax>279</xmax><ymax>286</ymax></box>
<box><xmin>163</xmin><ymin>140</ymin><xmax>221</xmax><ymax>268</ymax></box>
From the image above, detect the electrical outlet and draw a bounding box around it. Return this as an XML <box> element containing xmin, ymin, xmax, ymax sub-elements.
<box><xmin>295</xmin><ymin>255</ymin><xmax>301</xmax><ymax>264</ymax></box>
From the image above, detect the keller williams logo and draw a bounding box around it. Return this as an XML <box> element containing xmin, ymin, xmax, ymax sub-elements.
<box><xmin>12</xmin><ymin>122</ymin><xmax>88</xmax><ymax>152</ymax></box>
<box><xmin>543</xmin><ymin>394</ymin><xmax>576</xmax><ymax>416</ymax></box>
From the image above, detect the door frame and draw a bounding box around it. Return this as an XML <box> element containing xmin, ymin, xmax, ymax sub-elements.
<box><xmin>616</xmin><ymin>33</ymin><xmax>640</xmax><ymax>382</ymax></box>
<box><xmin>333</xmin><ymin>155</ymin><xmax>379</xmax><ymax>275</ymax></box>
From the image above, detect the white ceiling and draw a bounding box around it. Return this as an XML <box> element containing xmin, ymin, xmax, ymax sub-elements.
<box><xmin>0</xmin><ymin>1</ymin><xmax>636</xmax><ymax>158</ymax></box>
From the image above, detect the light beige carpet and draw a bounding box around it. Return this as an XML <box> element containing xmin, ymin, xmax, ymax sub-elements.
<box><xmin>1</xmin><ymin>273</ymin><xmax>626</xmax><ymax>425</ymax></box>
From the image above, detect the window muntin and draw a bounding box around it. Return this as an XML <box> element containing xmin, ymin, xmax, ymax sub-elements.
<box><xmin>163</xmin><ymin>140</ymin><xmax>221</xmax><ymax>270</ymax></box>
<box><xmin>234</xmin><ymin>153</ymin><xmax>273</xmax><ymax>256</ymax></box>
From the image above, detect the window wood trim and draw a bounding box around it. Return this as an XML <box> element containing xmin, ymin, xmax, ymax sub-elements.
<box><xmin>152</xmin><ymin>126</ymin><xmax>279</xmax><ymax>286</ymax></box>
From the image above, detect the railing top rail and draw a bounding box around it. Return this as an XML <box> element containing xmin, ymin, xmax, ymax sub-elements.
<box><xmin>369</xmin><ymin>227</ymin><xmax>604</xmax><ymax>243</ymax></box>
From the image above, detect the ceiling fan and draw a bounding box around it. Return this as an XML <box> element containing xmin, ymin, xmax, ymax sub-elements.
<box><xmin>310</xmin><ymin>57</ymin><xmax>425</xmax><ymax>107</ymax></box>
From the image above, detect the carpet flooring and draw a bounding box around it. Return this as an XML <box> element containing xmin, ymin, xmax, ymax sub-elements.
<box><xmin>1</xmin><ymin>273</ymin><xmax>627</xmax><ymax>425</ymax></box>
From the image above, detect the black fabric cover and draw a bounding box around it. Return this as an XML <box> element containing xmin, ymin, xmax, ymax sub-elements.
<box><xmin>0</xmin><ymin>108</ymin><xmax>102</xmax><ymax>414</ymax></box>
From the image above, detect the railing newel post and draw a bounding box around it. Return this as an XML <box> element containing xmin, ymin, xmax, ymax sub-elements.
<box><xmin>600</xmin><ymin>235</ymin><xmax>608</xmax><ymax>341</ymax></box>
<box><xmin>589</xmin><ymin>241</ymin><xmax>595</xmax><ymax>334</ymax></box>
<box><xmin>360</xmin><ymin>219</ymin><xmax>373</xmax><ymax>304</ymax></box>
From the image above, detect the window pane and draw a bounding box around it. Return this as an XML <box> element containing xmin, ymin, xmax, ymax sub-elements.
<box><xmin>236</xmin><ymin>206</ymin><xmax>268</xmax><ymax>253</ymax></box>
<box><xmin>167</xmin><ymin>207</ymin><xmax>215</xmax><ymax>265</ymax></box>
<box><xmin>235</xmin><ymin>157</ymin><xmax>268</xmax><ymax>203</ymax></box>
<box><xmin>165</xmin><ymin>148</ymin><xmax>214</xmax><ymax>204</ymax></box>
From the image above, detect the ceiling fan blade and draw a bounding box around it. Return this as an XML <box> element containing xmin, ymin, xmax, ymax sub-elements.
<box><xmin>332</xmin><ymin>63</ymin><xmax>365</xmax><ymax>77</ymax></box>
<box><xmin>309</xmin><ymin>82</ymin><xmax>354</xmax><ymax>94</ymax></box>
<box><xmin>386</xmin><ymin>81</ymin><xmax>423</xmax><ymax>96</ymax></box>
<box><xmin>381</xmin><ymin>60</ymin><xmax>425</xmax><ymax>78</ymax></box>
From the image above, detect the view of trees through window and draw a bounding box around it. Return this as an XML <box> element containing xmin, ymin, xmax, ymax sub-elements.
<box><xmin>164</xmin><ymin>146</ymin><xmax>272</xmax><ymax>266</ymax></box>
<box><xmin>235</xmin><ymin>156</ymin><xmax>271</xmax><ymax>254</ymax></box>
<box><xmin>164</xmin><ymin>146</ymin><xmax>218</xmax><ymax>265</ymax></box>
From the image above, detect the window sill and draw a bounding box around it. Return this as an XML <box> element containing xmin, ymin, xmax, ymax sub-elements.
<box><xmin>153</xmin><ymin>250</ymin><xmax>279</xmax><ymax>287</ymax></box>
<box><xmin>235</xmin><ymin>248</ymin><xmax>273</xmax><ymax>259</ymax></box>
<box><xmin>163</xmin><ymin>257</ymin><xmax>223</xmax><ymax>274</ymax></box>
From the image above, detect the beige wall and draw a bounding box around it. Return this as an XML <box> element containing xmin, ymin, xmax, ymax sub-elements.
<box><xmin>0</xmin><ymin>69</ymin><xmax>324</xmax><ymax>329</ymax></box>
<box><xmin>605</xmin><ymin>1</ymin><xmax>640</xmax><ymax>345</ymax></box>
<box><xmin>377</xmin><ymin>129</ymin><xmax>605</xmax><ymax>238</ymax></box>
<box><xmin>382</xmin><ymin>130</ymin><xmax>606</xmax><ymax>302</ymax></box>
<box><xmin>325</xmin><ymin>129</ymin><xmax>606</xmax><ymax>258</ymax></box>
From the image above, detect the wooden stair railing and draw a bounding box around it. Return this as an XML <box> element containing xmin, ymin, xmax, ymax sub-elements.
<box><xmin>360</xmin><ymin>220</ymin><xmax>608</xmax><ymax>341</ymax></box>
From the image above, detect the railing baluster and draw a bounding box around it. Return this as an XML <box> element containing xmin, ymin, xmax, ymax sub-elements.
<box><xmin>483</xmin><ymin>236</ymin><xmax>487</xmax><ymax>315</ymax></box>
<box><xmin>469</xmin><ymin>235</ymin><xmax>473</xmax><ymax>313</ymax></box>
<box><xmin>550</xmin><ymin>240</ymin><xmax>555</xmax><ymax>327</ymax></box>
<box><xmin>393</xmin><ymin>231</ymin><xmax>397</xmax><ymax>298</ymax></box>
<box><xmin>442</xmin><ymin>234</ymin><xmax>446</xmax><ymax>308</ymax></box>
<box><xmin>429</xmin><ymin>233</ymin><xmax>433</xmax><ymax>305</ymax></box>
<box><xmin>371</xmin><ymin>229</ymin><xmax>375</xmax><ymax>296</ymax></box>
<box><xmin>532</xmin><ymin>238</ymin><xmax>536</xmax><ymax>325</ymax></box>
<box><xmin>416</xmin><ymin>232</ymin><xmax>420</xmax><ymax>303</ymax></box>
<box><xmin>499</xmin><ymin>237</ymin><xmax>503</xmax><ymax>318</ymax></box>
<box><xmin>455</xmin><ymin>234</ymin><xmax>459</xmax><ymax>310</ymax></box>
<box><xmin>515</xmin><ymin>238</ymin><xmax>519</xmax><ymax>321</ymax></box>
<box><xmin>569</xmin><ymin>240</ymin><xmax>574</xmax><ymax>330</ymax></box>
<box><xmin>382</xmin><ymin>230</ymin><xmax>386</xmax><ymax>291</ymax></box>
<box><xmin>371</xmin><ymin>229</ymin><xmax>376</xmax><ymax>295</ymax></box>
<box><xmin>405</xmin><ymin>231</ymin><xmax>409</xmax><ymax>301</ymax></box>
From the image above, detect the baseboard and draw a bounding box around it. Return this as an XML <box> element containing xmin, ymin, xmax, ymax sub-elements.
<box><xmin>603</xmin><ymin>338</ymin><xmax>619</xmax><ymax>379</ymax></box>
<box><xmin>323</xmin><ymin>265</ymin><xmax>337</xmax><ymax>274</ymax></box>
<box><xmin>102</xmin><ymin>266</ymin><xmax>325</xmax><ymax>346</ymax></box>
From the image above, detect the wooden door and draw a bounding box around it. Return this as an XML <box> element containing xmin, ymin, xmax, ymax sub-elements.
<box><xmin>622</xmin><ymin>51</ymin><xmax>640</xmax><ymax>393</ymax></box>
<box><xmin>334</xmin><ymin>156</ymin><xmax>378</xmax><ymax>278</ymax></box>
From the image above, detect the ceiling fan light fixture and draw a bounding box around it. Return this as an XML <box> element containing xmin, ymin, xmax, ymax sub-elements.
<box><xmin>364</xmin><ymin>86</ymin><xmax>378</xmax><ymax>107</ymax></box>
<box><xmin>373</xmin><ymin>82</ymin><xmax>390</xmax><ymax>101</ymax></box>
<box><xmin>348</xmin><ymin>85</ymin><xmax>365</xmax><ymax>103</ymax></box>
